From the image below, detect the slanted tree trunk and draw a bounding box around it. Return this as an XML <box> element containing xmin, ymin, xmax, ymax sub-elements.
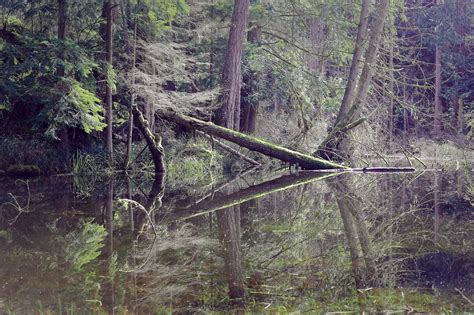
<box><xmin>161</xmin><ymin>110</ymin><xmax>344</xmax><ymax>170</ymax></box>
<box><xmin>240</xmin><ymin>23</ymin><xmax>261</xmax><ymax>134</ymax></box>
<box><xmin>214</xmin><ymin>0</ymin><xmax>250</xmax><ymax>130</ymax></box>
<box><xmin>133</xmin><ymin>108</ymin><xmax>165</xmax><ymax>175</ymax></box>
<box><xmin>334</xmin><ymin>0</ymin><xmax>370</xmax><ymax>125</ymax></box>
<box><xmin>316</xmin><ymin>0</ymin><xmax>389</xmax><ymax>160</ymax></box>
<box><xmin>104</xmin><ymin>0</ymin><xmax>114</xmax><ymax>162</ymax></box>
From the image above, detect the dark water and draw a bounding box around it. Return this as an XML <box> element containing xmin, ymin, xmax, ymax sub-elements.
<box><xmin>0</xmin><ymin>168</ymin><xmax>473</xmax><ymax>314</ymax></box>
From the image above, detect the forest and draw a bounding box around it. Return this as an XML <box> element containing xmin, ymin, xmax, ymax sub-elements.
<box><xmin>0</xmin><ymin>0</ymin><xmax>473</xmax><ymax>313</ymax></box>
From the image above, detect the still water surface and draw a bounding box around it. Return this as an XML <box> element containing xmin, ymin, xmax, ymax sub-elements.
<box><xmin>0</xmin><ymin>169</ymin><xmax>472</xmax><ymax>313</ymax></box>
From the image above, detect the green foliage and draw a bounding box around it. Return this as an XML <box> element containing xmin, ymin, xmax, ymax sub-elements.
<box><xmin>65</xmin><ymin>220</ymin><xmax>107</xmax><ymax>272</ymax></box>
<box><xmin>134</xmin><ymin>0</ymin><xmax>190</xmax><ymax>35</ymax></box>
<box><xmin>45</xmin><ymin>79</ymin><xmax>105</xmax><ymax>138</ymax></box>
<box><xmin>0</xmin><ymin>32</ymin><xmax>103</xmax><ymax>138</ymax></box>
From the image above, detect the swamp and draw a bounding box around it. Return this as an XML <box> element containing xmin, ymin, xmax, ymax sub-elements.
<box><xmin>0</xmin><ymin>0</ymin><xmax>473</xmax><ymax>313</ymax></box>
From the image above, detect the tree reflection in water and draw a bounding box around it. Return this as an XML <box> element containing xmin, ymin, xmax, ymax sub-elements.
<box><xmin>0</xmin><ymin>170</ymin><xmax>471</xmax><ymax>313</ymax></box>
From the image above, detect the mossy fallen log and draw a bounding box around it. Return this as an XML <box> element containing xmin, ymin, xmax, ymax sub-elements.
<box><xmin>160</xmin><ymin>110</ymin><xmax>345</xmax><ymax>170</ymax></box>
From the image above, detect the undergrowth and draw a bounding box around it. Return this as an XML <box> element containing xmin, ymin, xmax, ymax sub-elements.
<box><xmin>165</xmin><ymin>136</ymin><xmax>225</xmax><ymax>186</ymax></box>
<box><xmin>0</xmin><ymin>136</ymin><xmax>71</xmax><ymax>174</ymax></box>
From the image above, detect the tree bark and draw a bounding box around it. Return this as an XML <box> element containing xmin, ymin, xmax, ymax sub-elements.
<box><xmin>214</xmin><ymin>0</ymin><xmax>250</xmax><ymax>130</ymax></box>
<box><xmin>105</xmin><ymin>0</ymin><xmax>114</xmax><ymax>162</ymax></box>
<box><xmin>161</xmin><ymin>110</ymin><xmax>345</xmax><ymax>170</ymax></box>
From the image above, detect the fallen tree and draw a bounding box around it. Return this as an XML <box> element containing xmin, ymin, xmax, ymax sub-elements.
<box><xmin>159</xmin><ymin>109</ymin><xmax>345</xmax><ymax>170</ymax></box>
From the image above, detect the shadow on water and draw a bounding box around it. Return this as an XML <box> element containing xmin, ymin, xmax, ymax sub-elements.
<box><xmin>0</xmin><ymin>168</ymin><xmax>473</xmax><ymax>313</ymax></box>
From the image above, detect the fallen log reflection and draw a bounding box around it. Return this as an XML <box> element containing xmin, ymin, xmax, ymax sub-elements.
<box><xmin>177</xmin><ymin>171</ymin><xmax>342</xmax><ymax>220</ymax></box>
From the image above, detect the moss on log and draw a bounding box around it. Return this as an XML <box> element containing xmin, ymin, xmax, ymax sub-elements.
<box><xmin>160</xmin><ymin>110</ymin><xmax>345</xmax><ymax>170</ymax></box>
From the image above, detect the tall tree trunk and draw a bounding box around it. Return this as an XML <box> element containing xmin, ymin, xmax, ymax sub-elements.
<box><xmin>105</xmin><ymin>0</ymin><xmax>114</xmax><ymax>162</ymax></box>
<box><xmin>214</xmin><ymin>0</ymin><xmax>250</xmax><ymax>130</ymax></box>
<box><xmin>240</xmin><ymin>23</ymin><xmax>261</xmax><ymax>134</ymax></box>
<box><xmin>307</xmin><ymin>16</ymin><xmax>327</xmax><ymax>74</ymax></box>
